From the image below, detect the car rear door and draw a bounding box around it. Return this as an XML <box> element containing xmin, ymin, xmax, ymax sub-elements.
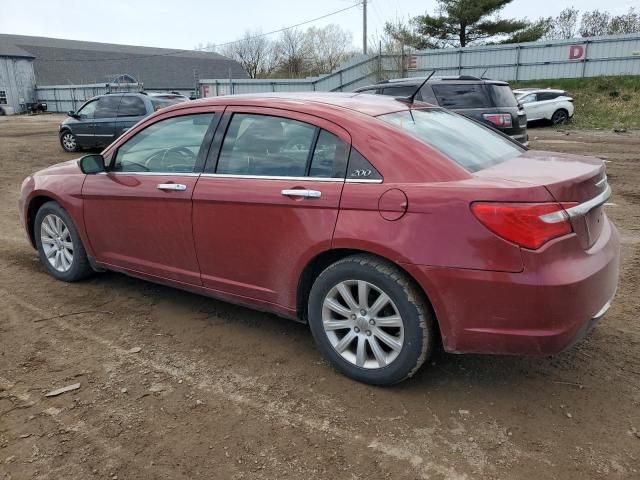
<box><xmin>115</xmin><ymin>95</ymin><xmax>149</xmax><ymax>139</ymax></box>
<box><xmin>191</xmin><ymin>107</ymin><xmax>350</xmax><ymax>311</ymax></box>
<box><xmin>92</xmin><ymin>95</ymin><xmax>122</xmax><ymax>147</ymax></box>
<box><xmin>82</xmin><ymin>109</ymin><xmax>221</xmax><ymax>285</ymax></box>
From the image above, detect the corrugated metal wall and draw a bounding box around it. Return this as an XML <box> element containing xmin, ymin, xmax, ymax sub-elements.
<box><xmin>0</xmin><ymin>57</ymin><xmax>36</xmax><ymax>112</ymax></box>
<box><xmin>199</xmin><ymin>33</ymin><xmax>640</xmax><ymax>96</ymax></box>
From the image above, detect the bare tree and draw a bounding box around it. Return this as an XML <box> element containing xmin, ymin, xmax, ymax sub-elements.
<box><xmin>609</xmin><ymin>8</ymin><xmax>640</xmax><ymax>34</ymax></box>
<box><xmin>546</xmin><ymin>7</ymin><xmax>579</xmax><ymax>39</ymax></box>
<box><xmin>219</xmin><ymin>30</ymin><xmax>276</xmax><ymax>78</ymax></box>
<box><xmin>273</xmin><ymin>29</ymin><xmax>309</xmax><ymax>78</ymax></box>
<box><xmin>305</xmin><ymin>24</ymin><xmax>354</xmax><ymax>75</ymax></box>
<box><xmin>579</xmin><ymin>10</ymin><xmax>612</xmax><ymax>37</ymax></box>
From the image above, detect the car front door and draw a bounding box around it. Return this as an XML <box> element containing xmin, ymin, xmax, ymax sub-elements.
<box><xmin>192</xmin><ymin>108</ymin><xmax>350</xmax><ymax>312</ymax></box>
<box><xmin>82</xmin><ymin>110</ymin><xmax>221</xmax><ymax>285</ymax></box>
<box><xmin>72</xmin><ymin>99</ymin><xmax>98</xmax><ymax>148</ymax></box>
<box><xmin>519</xmin><ymin>93</ymin><xmax>539</xmax><ymax>120</ymax></box>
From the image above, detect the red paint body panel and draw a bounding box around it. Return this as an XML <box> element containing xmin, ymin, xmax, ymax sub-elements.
<box><xmin>82</xmin><ymin>173</ymin><xmax>201</xmax><ymax>285</ymax></box>
<box><xmin>192</xmin><ymin>176</ymin><xmax>343</xmax><ymax>309</ymax></box>
<box><xmin>19</xmin><ymin>92</ymin><xmax>621</xmax><ymax>358</ymax></box>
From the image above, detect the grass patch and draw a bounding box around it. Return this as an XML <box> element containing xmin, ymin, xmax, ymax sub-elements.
<box><xmin>511</xmin><ymin>76</ymin><xmax>640</xmax><ymax>131</ymax></box>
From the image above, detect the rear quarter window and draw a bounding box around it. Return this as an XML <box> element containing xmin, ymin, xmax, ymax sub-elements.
<box><xmin>488</xmin><ymin>85</ymin><xmax>519</xmax><ymax>107</ymax></box>
<box><xmin>431</xmin><ymin>84</ymin><xmax>490</xmax><ymax>109</ymax></box>
<box><xmin>379</xmin><ymin>109</ymin><xmax>523</xmax><ymax>173</ymax></box>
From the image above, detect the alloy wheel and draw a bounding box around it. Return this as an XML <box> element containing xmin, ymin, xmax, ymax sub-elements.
<box><xmin>552</xmin><ymin>111</ymin><xmax>568</xmax><ymax>125</ymax></box>
<box><xmin>62</xmin><ymin>133</ymin><xmax>76</xmax><ymax>150</ymax></box>
<box><xmin>322</xmin><ymin>280</ymin><xmax>404</xmax><ymax>369</ymax></box>
<box><xmin>40</xmin><ymin>214</ymin><xmax>74</xmax><ymax>272</ymax></box>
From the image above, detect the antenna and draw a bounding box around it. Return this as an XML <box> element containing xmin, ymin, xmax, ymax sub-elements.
<box><xmin>480</xmin><ymin>68</ymin><xmax>488</xmax><ymax>79</ymax></box>
<box><xmin>395</xmin><ymin>71</ymin><xmax>435</xmax><ymax>104</ymax></box>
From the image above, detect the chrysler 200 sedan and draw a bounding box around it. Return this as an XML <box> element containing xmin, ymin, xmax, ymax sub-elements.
<box><xmin>18</xmin><ymin>92</ymin><xmax>619</xmax><ymax>385</ymax></box>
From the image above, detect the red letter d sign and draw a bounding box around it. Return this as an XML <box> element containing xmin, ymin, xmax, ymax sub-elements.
<box><xmin>569</xmin><ymin>45</ymin><xmax>584</xmax><ymax>60</ymax></box>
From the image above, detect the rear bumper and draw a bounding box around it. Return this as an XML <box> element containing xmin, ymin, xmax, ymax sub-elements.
<box><xmin>403</xmin><ymin>218</ymin><xmax>620</xmax><ymax>355</ymax></box>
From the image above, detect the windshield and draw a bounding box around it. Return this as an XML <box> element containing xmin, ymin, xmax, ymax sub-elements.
<box><xmin>379</xmin><ymin>109</ymin><xmax>524</xmax><ymax>172</ymax></box>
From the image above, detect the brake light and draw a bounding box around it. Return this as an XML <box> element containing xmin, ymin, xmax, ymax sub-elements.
<box><xmin>471</xmin><ymin>202</ymin><xmax>577</xmax><ymax>249</ymax></box>
<box><xmin>482</xmin><ymin>113</ymin><xmax>512</xmax><ymax>128</ymax></box>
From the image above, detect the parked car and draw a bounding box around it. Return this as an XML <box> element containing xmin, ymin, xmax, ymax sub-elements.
<box><xmin>59</xmin><ymin>92</ymin><xmax>188</xmax><ymax>152</ymax></box>
<box><xmin>354</xmin><ymin>75</ymin><xmax>529</xmax><ymax>146</ymax></box>
<box><xmin>513</xmin><ymin>88</ymin><xmax>575</xmax><ymax>125</ymax></box>
<box><xmin>20</xmin><ymin>93</ymin><xmax>619</xmax><ymax>385</ymax></box>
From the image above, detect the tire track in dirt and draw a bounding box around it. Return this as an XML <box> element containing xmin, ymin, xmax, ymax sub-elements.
<box><xmin>1</xmin><ymin>287</ymin><xmax>472</xmax><ymax>480</ymax></box>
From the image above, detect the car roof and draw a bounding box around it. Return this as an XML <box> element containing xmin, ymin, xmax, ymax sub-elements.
<box><xmin>167</xmin><ymin>91</ymin><xmax>433</xmax><ymax>117</ymax></box>
<box><xmin>358</xmin><ymin>76</ymin><xmax>510</xmax><ymax>90</ymax></box>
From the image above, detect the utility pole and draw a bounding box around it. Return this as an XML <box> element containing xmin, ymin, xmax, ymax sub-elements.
<box><xmin>362</xmin><ymin>0</ymin><xmax>368</xmax><ymax>55</ymax></box>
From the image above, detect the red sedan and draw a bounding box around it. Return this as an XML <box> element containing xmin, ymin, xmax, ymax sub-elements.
<box><xmin>18</xmin><ymin>93</ymin><xmax>619</xmax><ymax>385</ymax></box>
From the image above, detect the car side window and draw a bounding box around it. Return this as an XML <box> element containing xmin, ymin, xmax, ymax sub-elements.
<box><xmin>381</xmin><ymin>86</ymin><xmax>418</xmax><ymax>98</ymax></box>
<box><xmin>217</xmin><ymin>114</ymin><xmax>316</xmax><ymax>177</ymax></box>
<box><xmin>95</xmin><ymin>96</ymin><xmax>122</xmax><ymax>119</ymax></box>
<box><xmin>519</xmin><ymin>94</ymin><xmax>537</xmax><ymax>104</ymax></box>
<box><xmin>309</xmin><ymin>130</ymin><xmax>349</xmax><ymax>178</ymax></box>
<box><xmin>118</xmin><ymin>96</ymin><xmax>147</xmax><ymax>117</ymax></box>
<box><xmin>537</xmin><ymin>92</ymin><xmax>558</xmax><ymax>101</ymax></box>
<box><xmin>77</xmin><ymin>100</ymin><xmax>98</xmax><ymax>119</ymax></box>
<box><xmin>112</xmin><ymin>114</ymin><xmax>214</xmax><ymax>173</ymax></box>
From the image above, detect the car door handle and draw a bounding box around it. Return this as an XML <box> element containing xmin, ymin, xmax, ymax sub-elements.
<box><xmin>157</xmin><ymin>183</ymin><xmax>187</xmax><ymax>191</ymax></box>
<box><xmin>281</xmin><ymin>189</ymin><xmax>321</xmax><ymax>198</ymax></box>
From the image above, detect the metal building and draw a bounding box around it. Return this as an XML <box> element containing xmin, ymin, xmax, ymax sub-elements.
<box><xmin>0</xmin><ymin>42</ymin><xmax>36</xmax><ymax>114</ymax></box>
<box><xmin>0</xmin><ymin>34</ymin><xmax>248</xmax><ymax>113</ymax></box>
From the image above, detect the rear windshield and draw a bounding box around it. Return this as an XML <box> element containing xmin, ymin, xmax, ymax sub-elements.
<box><xmin>379</xmin><ymin>109</ymin><xmax>523</xmax><ymax>172</ymax></box>
<box><xmin>431</xmin><ymin>84</ymin><xmax>490</xmax><ymax>108</ymax></box>
<box><xmin>489</xmin><ymin>84</ymin><xmax>519</xmax><ymax>107</ymax></box>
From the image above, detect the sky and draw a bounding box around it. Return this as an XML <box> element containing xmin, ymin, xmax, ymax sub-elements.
<box><xmin>0</xmin><ymin>0</ymin><xmax>637</xmax><ymax>51</ymax></box>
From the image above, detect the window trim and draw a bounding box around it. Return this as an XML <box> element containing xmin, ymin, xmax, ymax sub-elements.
<box><xmin>106</xmin><ymin>112</ymin><xmax>221</xmax><ymax>174</ymax></box>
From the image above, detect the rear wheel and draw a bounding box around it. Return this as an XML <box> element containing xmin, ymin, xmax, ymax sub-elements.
<box><xmin>60</xmin><ymin>131</ymin><xmax>78</xmax><ymax>152</ymax></box>
<box><xmin>308</xmin><ymin>254</ymin><xmax>434</xmax><ymax>385</ymax></box>
<box><xmin>35</xmin><ymin>201</ymin><xmax>93</xmax><ymax>282</ymax></box>
<box><xmin>551</xmin><ymin>109</ymin><xmax>569</xmax><ymax>125</ymax></box>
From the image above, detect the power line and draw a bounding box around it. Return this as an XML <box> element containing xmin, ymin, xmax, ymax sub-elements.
<box><xmin>37</xmin><ymin>3</ymin><xmax>363</xmax><ymax>63</ymax></box>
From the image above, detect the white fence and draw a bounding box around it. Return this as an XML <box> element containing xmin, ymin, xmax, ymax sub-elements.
<box><xmin>200</xmin><ymin>33</ymin><xmax>640</xmax><ymax>97</ymax></box>
<box><xmin>36</xmin><ymin>33</ymin><xmax>640</xmax><ymax>111</ymax></box>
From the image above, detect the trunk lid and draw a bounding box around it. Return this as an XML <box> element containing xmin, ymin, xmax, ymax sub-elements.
<box><xmin>475</xmin><ymin>150</ymin><xmax>609</xmax><ymax>249</ymax></box>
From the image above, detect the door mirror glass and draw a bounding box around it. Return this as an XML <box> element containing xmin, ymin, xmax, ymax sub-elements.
<box><xmin>79</xmin><ymin>154</ymin><xmax>105</xmax><ymax>174</ymax></box>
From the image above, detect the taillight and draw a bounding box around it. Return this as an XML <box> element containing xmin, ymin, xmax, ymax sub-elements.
<box><xmin>482</xmin><ymin>113</ymin><xmax>512</xmax><ymax>128</ymax></box>
<box><xmin>471</xmin><ymin>202</ymin><xmax>577</xmax><ymax>249</ymax></box>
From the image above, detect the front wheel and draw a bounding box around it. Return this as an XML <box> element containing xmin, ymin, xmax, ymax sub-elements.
<box><xmin>308</xmin><ymin>255</ymin><xmax>435</xmax><ymax>385</ymax></box>
<box><xmin>60</xmin><ymin>131</ymin><xmax>78</xmax><ymax>152</ymax></box>
<box><xmin>35</xmin><ymin>201</ymin><xmax>93</xmax><ymax>282</ymax></box>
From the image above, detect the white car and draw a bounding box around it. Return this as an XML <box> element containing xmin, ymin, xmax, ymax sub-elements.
<box><xmin>513</xmin><ymin>88</ymin><xmax>574</xmax><ymax>125</ymax></box>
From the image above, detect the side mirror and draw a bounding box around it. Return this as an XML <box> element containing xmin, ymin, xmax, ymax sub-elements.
<box><xmin>79</xmin><ymin>154</ymin><xmax>105</xmax><ymax>174</ymax></box>
<box><xmin>67</xmin><ymin>110</ymin><xmax>78</xmax><ymax>118</ymax></box>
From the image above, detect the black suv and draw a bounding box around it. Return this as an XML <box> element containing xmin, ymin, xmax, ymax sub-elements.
<box><xmin>59</xmin><ymin>92</ymin><xmax>188</xmax><ymax>152</ymax></box>
<box><xmin>354</xmin><ymin>76</ymin><xmax>528</xmax><ymax>146</ymax></box>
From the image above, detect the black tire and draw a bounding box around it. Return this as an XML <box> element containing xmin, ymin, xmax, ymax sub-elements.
<box><xmin>59</xmin><ymin>131</ymin><xmax>79</xmax><ymax>152</ymax></box>
<box><xmin>34</xmin><ymin>201</ymin><xmax>93</xmax><ymax>282</ymax></box>
<box><xmin>308</xmin><ymin>254</ymin><xmax>434</xmax><ymax>385</ymax></box>
<box><xmin>551</xmin><ymin>109</ymin><xmax>569</xmax><ymax>125</ymax></box>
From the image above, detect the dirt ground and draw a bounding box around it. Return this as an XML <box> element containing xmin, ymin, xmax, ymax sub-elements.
<box><xmin>0</xmin><ymin>114</ymin><xmax>638</xmax><ymax>480</ymax></box>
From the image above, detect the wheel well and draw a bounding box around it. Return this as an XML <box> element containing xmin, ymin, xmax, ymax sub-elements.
<box><xmin>553</xmin><ymin>108</ymin><xmax>569</xmax><ymax>116</ymax></box>
<box><xmin>296</xmin><ymin>249</ymin><xmax>436</xmax><ymax>324</ymax></box>
<box><xmin>26</xmin><ymin>196</ymin><xmax>56</xmax><ymax>247</ymax></box>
